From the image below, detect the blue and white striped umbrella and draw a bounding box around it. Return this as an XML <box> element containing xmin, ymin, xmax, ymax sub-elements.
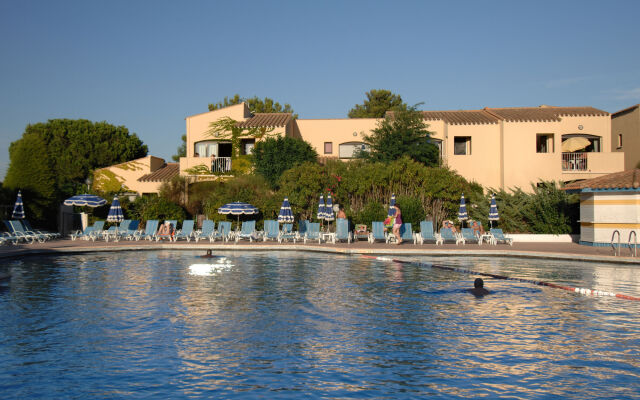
<box><xmin>12</xmin><ymin>190</ymin><xmax>25</xmax><ymax>219</ymax></box>
<box><xmin>324</xmin><ymin>193</ymin><xmax>335</xmax><ymax>221</ymax></box>
<box><xmin>489</xmin><ymin>193</ymin><xmax>499</xmax><ymax>227</ymax></box>
<box><xmin>278</xmin><ymin>197</ymin><xmax>294</xmax><ymax>223</ymax></box>
<box><xmin>107</xmin><ymin>196</ymin><xmax>124</xmax><ymax>223</ymax></box>
<box><xmin>388</xmin><ymin>193</ymin><xmax>396</xmax><ymax>217</ymax></box>
<box><xmin>218</xmin><ymin>201</ymin><xmax>259</xmax><ymax>215</ymax></box>
<box><xmin>458</xmin><ymin>193</ymin><xmax>468</xmax><ymax>222</ymax></box>
<box><xmin>317</xmin><ymin>195</ymin><xmax>326</xmax><ymax>220</ymax></box>
<box><xmin>63</xmin><ymin>194</ymin><xmax>107</xmax><ymax>207</ymax></box>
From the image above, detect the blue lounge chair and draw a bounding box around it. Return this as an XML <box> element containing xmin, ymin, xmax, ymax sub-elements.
<box><xmin>174</xmin><ymin>220</ymin><xmax>195</xmax><ymax>242</ymax></box>
<box><xmin>279</xmin><ymin>223</ymin><xmax>297</xmax><ymax>243</ymax></box>
<box><xmin>388</xmin><ymin>223</ymin><xmax>413</xmax><ymax>244</ymax></box>
<box><xmin>368</xmin><ymin>221</ymin><xmax>386</xmax><ymax>243</ymax></box>
<box><xmin>71</xmin><ymin>220</ymin><xmax>105</xmax><ymax>241</ymax></box>
<box><xmin>297</xmin><ymin>220</ymin><xmax>309</xmax><ymax>240</ymax></box>
<box><xmin>102</xmin><ymin>226</ymin><xmax>119</xmax><ymax>242</ymax></box>
<box><xmin>304</xmin><ymin>222</ymin><xmax>321</xmax><ymax>244</ymax></box>
<box><xmin>9</xmin><ymin>220</ymin><xmax>47</xmax><ymax>243</ymax></box>
<box><xmin>415</xmin><ymin>221</ymin><xmax>443</xmax><ymax>245</ymax></box>
<box><xmin>121</xmin><ymin>220</ymin><xmax>140</xmax><ymax>240</ymax></box>
<box><xmin>194</xmin><ymin>220</ymin><xmax>215</xmax><ymax>243</ymax></box>
<box><xmin>235</xmin><ymin>220</ymin><xmax>257</xmax><ymax>242</ymax></box>
<box><xmin>262</xmin><ymin>220</ymin><xmax>280</xmax><ymax>242</ymax></box>
<box><xmin>22</xmin><ymin>220</ymin><xmax>60</xmax><ymax>240</ymax></box>
<box><xmin>490</xmin><ymin>228</ymin><xmax>513</xmax><ymax>246</ymax></box>
<box><xmin>3</xmin><ymin>220</ymin><xmax>33</xmax><ymax>244</ymax></box>
<box><xmin>137</xmin><ymin>220</ymin><xmax>159</xmax><ymax>241</ymax></box>
<box><xmin>211</xmin><ymin>221</ymin><xmax>232</xmax><ymax>242</ymax></box>
<box><xmin>333</xmin><ymin>218</ymin><xmax>352</xmax><ymax>243</ymax></box>
<box><xmin>1</xmin><ymin>231</ymin><xmax>21</xmax><ymax>245</ymax></box>
<box><xmin>461</xmin><ymin>227</ymin><xmax>481</xmax><ymax>245</ymax></box>
<box><xmin>440</xmin><ymin>227</ymin><xmax>463</xmax><ymax>245</ymax></box>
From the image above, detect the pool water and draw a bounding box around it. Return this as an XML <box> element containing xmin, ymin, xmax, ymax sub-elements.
<box><xmin>1</xmin><ymin>251</ymin><xmax>639</xmax><ymax>399</ymax></box>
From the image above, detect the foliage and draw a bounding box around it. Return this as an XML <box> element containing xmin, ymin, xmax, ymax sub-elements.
<box><xmin>128</xmin><ymin>195</ymin><xmax>187</xmax><ymax>223</ymax></box>
<box><xmin>358</xmin><ymin>107</ymin><xmax>440</xmax><ymax>167</ymax></box>
<box><xmin>208</xmin><ymin>94</ymin><xmax>298</xmax><ymax>118</ymax></box>
<box><xmin>206</xmin><ymin>116</ymin><xmax>276</xmax><ymax>158</ymax></box>
<box><xmin>348</xmin><ymin>89</ymin><xmax>408</xmax><ymax>118</ymax></box>
<box><xmin>352</xmin><ymin>201</ymin><xmax>387</xmax><ymax>226</ymax></box>
<box><xmin>159</xmin><ymin>176</ymin><xmax>187</xmax><ymax>207</ymax></box>
<box><xmin>172</xmin><ymin>134</ymin><xmax>186</xmax><ymax>162</ymax></box>
<box><xmin>4</xmin><ymin>119</ymin><xmax>147</xmax><ymax>227</ymax></box>
<box><xmin>252</xmin><ymin>136</ymin><xmax>318</xmax><ymax>187</ymax></box>
<box><xmin>231</xmin><ymin>155</ymin><xmax>253</xmax><ymax>175</ymax></box>
<box><xmin>184</xmin><ymin>164</ymin><xmax>212</xmax><ymax>175</ymax></box>
<box><xmin>395</xmin><ymin>195</ymin><xmax>425</xmax><ymax>227</ymax></box>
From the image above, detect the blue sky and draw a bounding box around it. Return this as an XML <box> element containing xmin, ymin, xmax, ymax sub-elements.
<box><xmin>2</xmin><ymin>0</ymin><xmax>639</xmax><ymax>180</ymax></box>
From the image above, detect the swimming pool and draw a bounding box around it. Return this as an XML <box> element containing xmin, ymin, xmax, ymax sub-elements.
<box><xmin>1</xmin><ymin>251</ymin><xmax>638</xmax><ymax>399</ymax></box>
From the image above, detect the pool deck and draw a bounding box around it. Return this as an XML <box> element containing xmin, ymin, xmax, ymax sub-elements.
<box><xmin>1</xmin><ymin>237</ymin><xmax>639</xmax><ymax>264</ymax></box>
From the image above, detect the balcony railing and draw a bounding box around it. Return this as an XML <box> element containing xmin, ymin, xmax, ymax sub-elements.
<box><xmin>562</xmin><ymin>152</ymin><xmax>587</xmax><ymax>171</ymax></box>
<box><xmin>211</xmin><ymin>157</ymin><xmax>232</xmax><ymax>173</ymax></box>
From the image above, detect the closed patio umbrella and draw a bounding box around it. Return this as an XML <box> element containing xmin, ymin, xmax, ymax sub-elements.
<box><xmin>317</xmin><ymin>195</ymin><xmax>326</xmax><ymax>221</ymax></box>
<box><xmin>278</xmin><ymin>197</ymin><xmax>294</xmax><ymax>223</ymax></box>
<box><xmin>458</xmin><ymin>193</ymin><xmax>468</xmax><ymax>227</ymax></box>
<box><xmin>324</xmin><ymin>193</ymin><xmax>335</xmax><ymax>231</ymax></box>
<box><xmin>12</xmin><ymin>190</ymin><xmax>25</xmax><ymax>219</ymax></box>
<box><xmin>388</xmin><ymin>193</ymin><xmax>396</xmax><ymax>216</ymax></box>
<box><xmin>489</xmin><ymin>193</ymin><xmax>499</xmax><ymax>228</ymax></box>
<box><xmin>106</xmin><ymin>196</ymin><xmax>124</xmax><ymax>223</ymax></box>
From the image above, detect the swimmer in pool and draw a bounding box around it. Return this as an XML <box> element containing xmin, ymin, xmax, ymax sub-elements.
<box><xmin>200</xmin><ymin>250</ymin><xmax>215</xmax><ymax>258</ymax></box>
<box><xmin>468</xmin><ymin>277</ymin><xmax>490</xmax><ymax>296</ymax></box>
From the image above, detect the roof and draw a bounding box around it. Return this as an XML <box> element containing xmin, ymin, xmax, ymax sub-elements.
<box><xmin>421</xmin><ymin>110</ymin><xmax>499</xmax><ymax>125</ymax></box>
<box><xmin>236</xmin><ymin>113</ymin><xmax>292</xmax><ymax>128</ymax></box>
<box><xmin>611</xmin><ymin>104</ymin><xmax>639</xmax><ymax>118</ymax></box>
<box><xmin>138</xmin><ymin>163</ymin><xmax>179</xmax><ymax>182</ymax></box>
<box><xmin>563</xmin><ymin>169</ymin><xmax>640</xmax><ymax>192</ymax></box>
<box><xmin>484</xmin><ymin>106</ymin><xmax>609</xmax><ymax>122</ymax></box>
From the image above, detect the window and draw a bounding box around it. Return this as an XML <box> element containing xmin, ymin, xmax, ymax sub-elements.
<box><xmin>618</xmin><ymin>134</ymin><xmax>623</xmax><ymax>149</ymax></box>
<box><xmin>431</xmin><ymin>139</ymin><xmax>443</xmax><ymax>158</ymax></box>
<box><xmin>324</xmin><ymin>142</ymin><xmax>333</xmax><ymax>154</ymax></box>
<box><xmin>339</xmin><ymin>142</ymin><xmax>369</xmax><ymax>158</ymax></box>
<box><xmin>536</xmin><ymin>134</ymin><xmax>554</xmax><ymax>153</ymax></box>
<box><xmin>453</xmin><ymin>137</ymin><xmax>471</xmax><ymax>155</ymax></box>
<box><xmin>194</xmin><ymin>141</ymin><xmax>218</xmax><ymax>157</ymax></box>
<box><xmin>241</xmin><ymin>139</ymin><xmax>255</xmax><ymax>155</ymax></box>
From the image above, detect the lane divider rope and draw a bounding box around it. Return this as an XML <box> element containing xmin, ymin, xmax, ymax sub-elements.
<box><xmin>361</xmin><ymin>255</ymin><xmax>640</xmax><ymax>301</ymax></box>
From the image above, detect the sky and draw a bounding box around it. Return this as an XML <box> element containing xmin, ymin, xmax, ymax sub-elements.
<box><xmin>1</xmin><ymin>0</ymin><xmax>640</xmax><ymax>180</ymax></box>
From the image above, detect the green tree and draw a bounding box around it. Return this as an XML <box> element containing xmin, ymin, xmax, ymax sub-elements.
<box><xmin>348</xmin><ymin>89</ymin><xmax>408</xmax><ymax>118</ymax></box>
<box><xmin>172</xmin><ymin>134</ymin><xmax>186</xmax><ymax>162</ymax></box>
<box><xmin>358</xmin><ymin>107</ymin><xmax>440</xmax><ymax>167</ymax></box>
<box><xmin>252</xmin><ymin>136</ymin><xmax>318</xmax><ymax>187</ymax></box>
<box><xmin>4</xmin><ymin>119</ymin><xmax>147</xmax><ymax>226</ymax></box>
<box><xmin>208</xmin><ymin>94</ymin><xmax>298</xmax><ymax>118</ymax></box>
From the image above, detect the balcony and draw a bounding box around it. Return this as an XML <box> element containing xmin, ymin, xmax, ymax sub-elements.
<box><xmin>211</xmin><ymin>157</ymin><xmax>232</xmax><ymax>173</ymax></box>
<box><xmin>561</xmin><ymin>152</ymin><xmax>624</xmax><ymax>178</ymax></box>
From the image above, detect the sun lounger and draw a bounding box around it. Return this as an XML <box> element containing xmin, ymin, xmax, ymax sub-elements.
<box><xmin>440</xmin><ymin>227</ymin><xmax>464</xmax><ymax>245</ymax></box>
<box><xmin>368</xmin><ymin>221</ymin><xmax>386</xmax><ymax>243</ymax></box>
<box><xmin>137</xmin><ymin>220</ymin><xmax>158</xmax><ymax>241</ymax></box>
<box><xmin>121</xmin><ymin>220</ymin><xmax>140</xmax><ymax>240</ymax></box>
<box><xmin>235</xmin><ymin>220</ymin><xmax>257</xmax><ymax>242</ymax></box>
<box><xmin>415</xmin><ymin>221</ymin><xmax>443</xmax><ymax>245</ymax></box>
<box><xmin>22</xmin><ymin>220</ymin><xmax>60</xmax><ymax>240</ymax></box>
<box><xmin>461</xmin><ymin>227</ymin><xmax>481</xmax><ymax>245</ymax></box>
<box><xmin>296</xmin><ymin>220</ymin><xmax>309</xmax><ymax>240</ymax></box>
<box><xmin>155</xmin><ymin>220</ymin><xmax>177</xmax><ymax>242</ymax></box>
<box><xmin>333</xmin><ymin>218</ymin><xmax>352</xmax><ymax>243</ymax></box>
<box><xmin>279</xmin><ymin>223</ymin><xmax>297</xmax><ymax>243</ymax></box>
<box><xmin>490</xmin><ymin>228</ymin><xmax>513</xmax><ymax>246</ymax></box>
<box><xmin>174</xmin><ymin>220</ymin><xmax>195</xmax><ymax>242</ymax></box>
<box><xmin>388</xmin><ymin>223</ymin><xmax>413</xmax><ymax>244</ymax></box>
<box><xmin>9</xmin><ymin>220</ymin><xmax>47</xmax><ymax>243</ymax></box>
<box><xmin>353</xmin><ymin>224</ymin><xmax>369</xmax><ymax>241</ymax></box>
<box><xmin>263</xmin><ymin>220</ymin><xmax>280</xmax><ymax>242</ymax></box>
<box><xmin>194</xmin><ymin>220</ymin><xmax>215</xmax><ymax>242</ymax></box>
<box><xmin>70</xmin><ymin>220</ymin><xmax>105</xmax><ymax>241</ymax></box>
<box><xmin>304</xmin><ymin>222</ymin><xmax>321</xmax><ymax>243</ymax></box>
<box><xmin>211</xmin><ymin>221</ymin><xmax>232</xmax><ymax>242</ymax></box>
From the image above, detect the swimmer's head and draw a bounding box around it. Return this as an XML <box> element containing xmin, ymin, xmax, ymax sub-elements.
<box><xmin>474</xmin><ymin>278</ymin><xmax>484</xmax><ymax>288</ymax></box>
<box><xmin>206</xmin><ymin>250</ymin><xmax>212</xmax><ymax>255</ymax></box>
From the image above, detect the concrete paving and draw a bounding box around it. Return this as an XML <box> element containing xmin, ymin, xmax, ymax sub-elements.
<box><xmin>1</xmin><ymin>237</ymin><xmax>638</xmax><ymax>264</ymax></box>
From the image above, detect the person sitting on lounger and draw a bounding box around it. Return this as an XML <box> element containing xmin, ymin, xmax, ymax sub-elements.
<box><xmin>157</xmin><ymin>221</ymin><xmax>174</xmax><ymax>239</ymax></box>
<box><xmin>471</xmin><ymin>220</ymin><xmax>485</xmax><ymax>235</ymax></box>
<box><xmin>468</xmin><ymin>277</ymin><xmax>490</xmax><ymax>296</ymax></box>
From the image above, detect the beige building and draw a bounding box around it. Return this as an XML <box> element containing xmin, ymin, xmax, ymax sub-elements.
<box><xmin>93</xmin><ymin>155</ymin><xmax>179</xmax><ymax>196</ymax></box>
<box><xmin>96</xmin><ymin>102</ymin><xmax>626</xmax><ymax>195</ymax></box>
<box><xmin>564</xmin><ymin>169</ymin><xmax>640</xmax><ymax>247</ymax></box>
<box><xmin>611</xmin><ymin>104</ymin><xmax>640</xmax><ymax>170</ymax></box>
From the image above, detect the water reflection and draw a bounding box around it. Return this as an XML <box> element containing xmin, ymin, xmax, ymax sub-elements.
<box><xmin>0</xmin><ymin>251</ymin><xmax>638</xmax><ymax>398</ymax></box>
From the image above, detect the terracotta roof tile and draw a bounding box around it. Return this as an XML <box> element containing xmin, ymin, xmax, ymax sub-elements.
<box><xmin>563</xmin><ymin>169</ymin><xmax>640</xmax><ymax>191</ymax></box>
<box><xmin>421</xmin><ymin>110</ymin><xmax>499</xmax><ymax>125</ymax></box>
<box><xmin>236</xmin><ymin>113</ymin><xmax>292</xmax><ymax>128</ymax></box>
<box><xmin>485</xmin><ymin>106</ymin><xmax>609</xmax><ymax>122</ymax></box>
<box><xmin>138</xmin><ymin>163</ymin><xmax>179</xmax><ymax>182</ymax></box>
<box><xmin>612</xmin><ymin>104</ymin><xmax>639</xmax><ymax>117</ymax></box>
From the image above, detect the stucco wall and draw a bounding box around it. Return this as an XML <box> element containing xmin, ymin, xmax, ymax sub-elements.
<box><xmin>445</xmin><ymin>123</ymin><xmax>502</xmax><ymax>189</ymax></box>
<box><xmin>612</xmin><ymin>106</ymin><xmax>640</xmax><ymax>170</ymax></box>
<box><xmin>296</xmin><ymin>118</ymin><xmax>379</xmax><ymax>158</ymax></box>
<box><xmin>579</xmin><ymin>192</ymin><xmax>640</xmax><ymax>244</ymax></box>
<box><xmin>93</xmin><ymin>156</ymin><xmax>165</xmax><ymax>195</ymax></box>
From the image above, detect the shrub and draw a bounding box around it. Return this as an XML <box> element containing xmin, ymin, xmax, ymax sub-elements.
<box><xmin>353</xmin><ymin>201</ymin><xmax>387</xmax><ymax>226</ymax></box>
<box><xmin>253</xmin><ymin>136</ymin><xmax>317</xmax><ymax>187</ymax></box>
<box><xmin>129</xmin><ymin>195</ymin><xmax>187</xmax><ymax>224</ymax></box>
<box><xmin>395</xmin><ymin>195</ymin><xmax>425</xmax><ymax>227</ymax></box>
